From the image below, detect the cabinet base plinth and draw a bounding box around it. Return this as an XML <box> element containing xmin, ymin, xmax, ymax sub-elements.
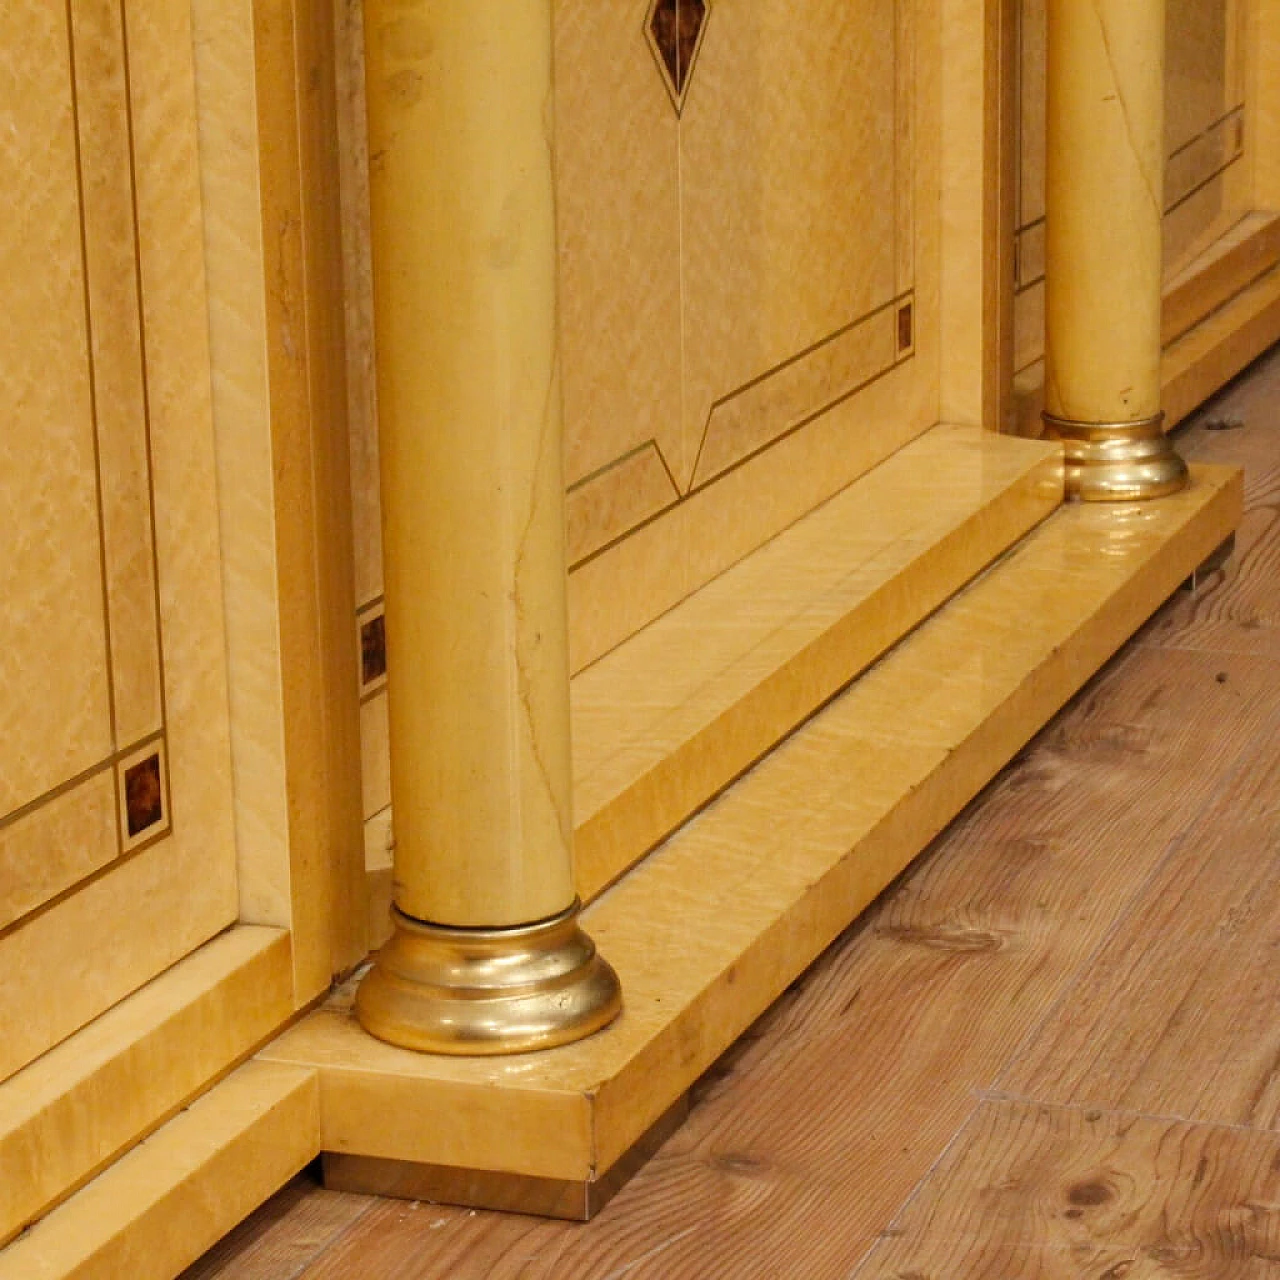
<box><xmin>322</xmin><ymin>1097</ymin><xmax>688</xmax><ymax>1221</ymax></box>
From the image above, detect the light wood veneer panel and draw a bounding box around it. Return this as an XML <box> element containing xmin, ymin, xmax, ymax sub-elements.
<box><xmin>572</xmin><ymin>424</ymin><xmax>1060</xmax><ymax>899</ymax></box>
<box><xmin>267</xmin><ymin>465</ymin><xmax>1238</xmax><ymax>1186</ymax></box>
<box><xmin>70</xmin><ymin>0</ymin><xmax>163</xmax><ymax>750</ymax></box>
<box><xmin>336</xmin><ymin>2</ymin><xmax>943</xmax><ymax>678</ymax></box>
<box><xmin>0</xmin><ymin>928</ymin><xmax>291</xmax><ymax>1246</ymax></box>
<box><xmin>190</xmin><ymin>0</ymin><xmax>366</xmax><ymax>988</ymax></box>
<box><xmin>554</xmin><ymin>2</ymin><xmax>682</xmax><ymax>491</ymax></box>
<box><xmin>679</xmin><ymin>0</ymin><xmax>898</xmax><ymax>489</ymax></box>
<box><xmin>0</xmin><ymin>1</ymin><xmax>113</xmax><ymax>816</ymax></box>
<box><xmin>0</xmin><ymin>1062</ymin><xmax>319</xmax><ymax>1280</ymax></box>
<box><xmin>0</xmin><ymin>774</ymin><xmax>116</xmax><ymax>931</ymax></box>
<box><xmin>0</xmin><ymin>0</ymin><xmax>241</xmax><ymax>1082</ymax></box>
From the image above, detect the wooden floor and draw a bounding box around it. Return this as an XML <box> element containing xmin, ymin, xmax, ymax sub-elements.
<box><xmin>186</xmin><ymin>347</ymin><xmax>1280</xmax><ymax>1279</ymax></box>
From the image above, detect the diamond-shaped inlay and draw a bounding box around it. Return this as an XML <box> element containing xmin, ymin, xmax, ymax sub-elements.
<box><xmin>646</xmin><ymin>0</ymin><xmax>710</xmax><ymax>114</ymax></box>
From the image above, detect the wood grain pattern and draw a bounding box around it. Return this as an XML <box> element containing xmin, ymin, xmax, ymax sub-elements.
<box><xmin>0</xmin><ymin>1063</ymin><xmax>319</xmax><ymax>1280</ymax></box>
<box><xmin>179</xmin><ymin>1174</ymin><xmax>371</xmax><ymax>1280</ymax></box>
<box><xmin>0</xmin><ymin>928</ymin><xmax>291</xmax><ymax>1247</ymax></box>
<box><xmin>263</xmin><ymin>640</ymin><xmax>1262</xmax><ymax>1279</ymax></box>
<box><xmin>856</xmin><ymin>1100</ymin><xmax>1280</xmax><ymax>1279</ymax></box>
<box><xmin>1140</xmin><ymin>351</ymin><xmax>1280</xmax><ymax>656</ymax></box>
<box><xmin>187</xmin><ymin>346</ymin><xmax>1278</xmax><ymax>1278</ymax></box>
<box><xmin>1000</xmin><ymin>706</ymin><xmax>1280</xmax><ymax>1128</ymax></box>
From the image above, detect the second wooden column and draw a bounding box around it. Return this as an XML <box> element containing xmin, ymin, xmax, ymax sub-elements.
<box><xmin>1043</xmin><ymin>0</ymin><xmax>1188</xmax><ymax>499</ymax></box>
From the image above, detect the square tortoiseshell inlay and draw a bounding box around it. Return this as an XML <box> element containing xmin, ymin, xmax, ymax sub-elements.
<box><xmin>361</xmin><ymin>612</ymin><xmax>387</xmax><ymax>688</ymax></box>
<box><xmin>124</xmin><ymin>753</ymin><xmax>164</xmax><ymax>837</ymax></box>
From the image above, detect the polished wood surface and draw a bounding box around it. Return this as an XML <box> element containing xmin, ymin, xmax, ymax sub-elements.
<box><xmin>0</xmin><ymin>928</ymin><xmax>291</xmax><ymax>1247</ymax></box>
<box><xmin>363</xmin><ymin>423</ymin><xmax>1061</xmax><ymax>940</ymax></box>
<box><xmin>259</xmin><ymin>458</ymin><xmax>1235</xmax><ymax>1188</ymax></box>
<box><xmin>186</xmin><ymin>344</ymin><xmax>1280</xmax><ymax>1277</ymax></box>
<box><xmin>1</xmin><ymin>1063</ymin><xmax>318</xmax><ymax>1280</ymax></box>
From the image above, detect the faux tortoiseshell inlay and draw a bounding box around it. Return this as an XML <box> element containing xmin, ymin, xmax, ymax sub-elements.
<box><xmin>898</xmin><ymin>302</ymin><xmax>914</xmax><ymax>354</ymax></box>
<box><xmin>361</xmin><ymin>611</ymin><xmax>387</xmax><ymax>688</ymax></box>
<box><xmin>124</xmin><ymin>753</ymin><xmax>163</xmax><ymax>837</ymax></box>
<box><xmin>646</xmin><ymin>0</ymin><xmax>709</xmax><ymax>112</ymax></box>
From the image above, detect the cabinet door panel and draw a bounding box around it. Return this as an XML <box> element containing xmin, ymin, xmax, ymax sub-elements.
<box><xmin>0</xmin><ymin>0</ymin><xmax>237</xmax><ymax>1080</ymax></box>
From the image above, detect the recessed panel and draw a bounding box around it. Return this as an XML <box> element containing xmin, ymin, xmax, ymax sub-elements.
<box><xmin>0</xmin><ymin>2</ymin><xmax>113</xmax><ymax>816</ymax></box>
<box><xmin>0</xmin><ymin>0</ymin><xmax>237</xmax><ymax>1078</ymax></box>
<box><xmin>679</xmin><ymin>0</ymin><xmax>899</xmax><ymax>492</ymax></box>
<box><xmin>563</xmin><ymin>0</ymin><xmax>932</xmax><ymax>668</ymax></box>
<box><xmin>1015</xmin><ymin>0</ymin><xmax>1249</xmax><ymax>371</ymax></box>
<box><xmin>340</xmin><ymin>2</ymin><xmax>938</xmax><ymax>847</ymax></box>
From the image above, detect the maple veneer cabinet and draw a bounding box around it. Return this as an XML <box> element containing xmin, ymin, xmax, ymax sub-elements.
<box><xmin>0</xmin><ymin>0</ymin><xmax>1276</xmax><ymax>1272</ymax></box>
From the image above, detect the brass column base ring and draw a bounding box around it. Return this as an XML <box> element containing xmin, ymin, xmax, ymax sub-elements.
<box><xmin>1043</xmin><ymin>411</ymin><xmax>1189</xmax><ymax>502</ymax></box>
<box><xmin>354</xmin><ymin>901</ymin><xmax>623</xmax><ymax>1055</ymax></box>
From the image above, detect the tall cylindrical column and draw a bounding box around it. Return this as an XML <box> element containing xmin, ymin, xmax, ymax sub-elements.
<box><xmin>354</xmin><ymin>1</ymin><xmax>621</xmax><ymax>1053</ymax></box>
<box><xmin>1043</xmin><ymin>0</ymin><xmax>1188</xmax><ymax>500</ymax></box>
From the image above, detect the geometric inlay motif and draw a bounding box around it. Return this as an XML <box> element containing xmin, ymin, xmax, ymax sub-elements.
<box><xmin>645</xmin><ymin>0</ymin><xmax>710</xmax><ymax>114</ymax></box>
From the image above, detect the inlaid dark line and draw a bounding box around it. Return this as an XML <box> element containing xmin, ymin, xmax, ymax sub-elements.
<box><xmin>64</xmin><ymin>0</ymin><xmax>121</xmax><ymax>812</ymax></box>
<box><xmin>0</xmin><ymin>729</ymin><xmax>165</xmax><ymax>836</ymax></box>
<box><xmin>118</xmin><ymin>0</ymin><xmax>171</xmax><ymax>771</ymax></box>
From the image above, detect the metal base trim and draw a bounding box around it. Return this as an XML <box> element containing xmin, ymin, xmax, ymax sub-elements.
<box><xmin>1043</xmin><ymin>411</ymin><xmax>1189</xmax><ymax>502</ymax></box>
<box><xmin>354</xmin><ymin>900</ymin><xmax>622</xmax><ymax>1056</ymax></box>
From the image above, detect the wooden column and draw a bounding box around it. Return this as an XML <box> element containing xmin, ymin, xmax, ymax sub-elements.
<box><xmin>354</xmin><ymin>0</ymin><xmax>621</xmax><ymax>1054</ymax></box>
<box><xmin>1043</xmin><ymin>0</ymin><xmax>1188</xmax><ymax>500</ymax></box>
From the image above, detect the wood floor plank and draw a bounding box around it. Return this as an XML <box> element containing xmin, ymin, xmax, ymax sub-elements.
<box><xmin>178</xmin><ymin>1173</ymin><xmax>373</xmax><ymax>1280</ymax></box>
<box><xmin>1141</xmin><ymin>348</ymin><xmax>1280</xmax><ymax>656</ymax></box>
<box><xmin>186</xmin><ymin>347</ymin><xmax>1280</xmax><ymax>1280</ymax></box>
<box><xmin>854</xmin><ymin>1100</ymin><xmax>1280</xmax><ymax>1279</ymax></box>
<box><xmin>262</xmin><ymin>645</ymin><xmax>1277</xmax><ymax>1280</ymax></box>
<box><xmin>999</xmin><ymin>695</ymin><xmax>1280</xmax><ymax>1129</ymax></box>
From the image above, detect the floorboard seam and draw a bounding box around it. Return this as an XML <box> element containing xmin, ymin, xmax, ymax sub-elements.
<box><xmin>983</xmin><ymin>668</ymin><xmax>1270</xmax><ymax>1099</ymax></box>
<box><xmin>843</xmin><ymin>1094</ymin><xmax>989</xmax><ymax>1280</ymax></box>
<box><xmin>974</xmin><ymin>1089</ymin><xmax>1278</xmax><ymax>1138</ymax></box>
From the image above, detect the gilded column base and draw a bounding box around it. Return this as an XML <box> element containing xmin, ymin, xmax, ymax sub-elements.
<box><xmin>354</xmin><ymin>901</ymin><xmax>622</xmax><ymax>1055</ymax></box>
<box><xmin>1043</xmin><ymin>412</ymin><xmax>1189</xmax><ymax>502</ymax></box>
